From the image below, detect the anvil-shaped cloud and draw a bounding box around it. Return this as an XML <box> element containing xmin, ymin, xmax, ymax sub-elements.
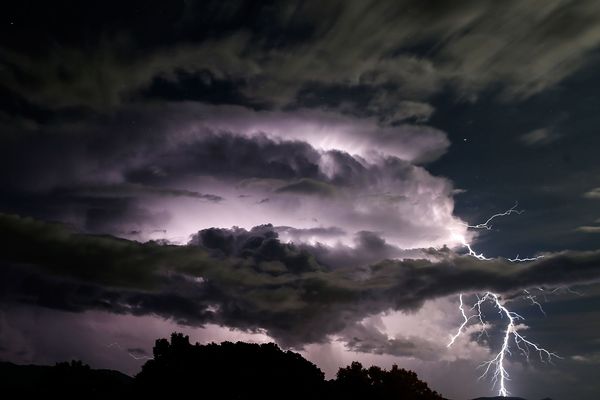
<box><xmin>0</xmin><ymin>104</ymin><xmax>464</xmax><ymax>249</ymax></box>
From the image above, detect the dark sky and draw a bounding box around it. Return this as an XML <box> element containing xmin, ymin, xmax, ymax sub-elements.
<box><xmin>2</xmin><ymin>1</ymin><xmax>600</xmax><ymax>399</ymax></box>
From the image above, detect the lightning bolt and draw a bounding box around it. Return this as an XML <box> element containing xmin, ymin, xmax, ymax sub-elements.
<box><xmin>463</xmin><ymin>202</ymin><xmax>523</xmax><ymax>230</ymax></box>
<box><xmin>448</xmin><ymin>204</ymin><xmax>558</xmax><ymax>397</ymax></box>
<box><xmin>508</xmin><ymin>254</ymin><xmax>544</xmax><ymax>262</ymax></box>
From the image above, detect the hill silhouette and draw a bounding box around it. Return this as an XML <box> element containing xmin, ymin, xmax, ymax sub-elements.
<box><xmin>1</xmin><ymin>332</ymin><xmax>445</xmax><ymax>399</ymax></box>
<box><xmin>0</xmin><ymin>360</ymin><xmax>132</xmax><ymax>399</ymax></box>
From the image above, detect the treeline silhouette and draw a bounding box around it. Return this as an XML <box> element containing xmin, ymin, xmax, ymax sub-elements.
<box><xmin>1</xmin><ymin>333</ymin><xmax>445</xmax><ymax>400</ymax></box>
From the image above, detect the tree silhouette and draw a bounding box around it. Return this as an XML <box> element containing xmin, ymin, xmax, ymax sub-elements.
<box><xmin>135</xmin><ymin>332</ymin><xmax>444</xmax><ymax>400</ymax></box>
<box><xmin>135</xmin><ymin>333</ymin><xmax>326</xmax><ymax>399</ymax></box>
<box><xmin>334</xmin><ymin>361</ymin><xmax>444</xmax><ymax>400</ymax></box>
<box><xmin>1</xmin><ymin>333</ymin><xmax>447</xmax><ymax>400</ymax></box>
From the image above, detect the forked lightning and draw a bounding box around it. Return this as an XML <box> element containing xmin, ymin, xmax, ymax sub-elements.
<box><xmin>448</xmin><ymin>204</ymin><xmax>558</xmax><ymax>397</ymax></box>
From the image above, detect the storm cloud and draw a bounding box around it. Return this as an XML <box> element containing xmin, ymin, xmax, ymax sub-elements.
<box><xmin>0</xmin><ymin>103</ymin><xmax>466</xmax><ymax>248</ymax></box>
<box><xmin>2</xmin><ymin>214</ymin><xmax>600</xmax><ymax>347</ymax></box>
<box><xmin>3</xmin><ymin>2</ymin><xmax>600</xmax><ymax>398</ymax></box>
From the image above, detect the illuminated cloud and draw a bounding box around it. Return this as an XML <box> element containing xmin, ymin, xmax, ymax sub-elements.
<box><xmin>0</xmin><ymin>103</ymin><xmax>465</xmax><ymax>249</ymax></box>
<box><xmin>2</xmin><ymin>214</ymin><xmax>600</xmax><ymax>348</ymax></box>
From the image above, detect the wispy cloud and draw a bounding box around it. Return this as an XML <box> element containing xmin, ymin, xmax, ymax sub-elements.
<box><xmin>519</xmin><ymin>128</ymin><xmax>561</xmax><ymax>146</ymax></box>
<box><xmin>576</xmin><ymin>226</ymin><xmax>600</xmax><ymax>233</ymax></box>
<box><xmin>583</xmin><ymin>187</ymin><xmax>600</xmax><ymax>199</ymax></box>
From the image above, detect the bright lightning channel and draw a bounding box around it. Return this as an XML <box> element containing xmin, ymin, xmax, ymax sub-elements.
<box><xmin>448</xmin><ymin>204</ymin><xmax>559</xmax><ymax>397</ymax></box>
<box><xmin>463</xmin><ymin>202</ymin><xmax>523</xmax><ymax>230</ymax></box>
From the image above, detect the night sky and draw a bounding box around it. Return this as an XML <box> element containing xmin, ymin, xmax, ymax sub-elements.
<box><xmin>2</xmin><ymin>1</ymin><xmax>600</xmax><ymax>399</ymax></box>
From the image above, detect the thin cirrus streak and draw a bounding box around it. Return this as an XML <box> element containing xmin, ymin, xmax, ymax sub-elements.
<box><xmin>448</xmin><ymin>204</ymin><xmax>558</xmax><ymax>397</ymax></box>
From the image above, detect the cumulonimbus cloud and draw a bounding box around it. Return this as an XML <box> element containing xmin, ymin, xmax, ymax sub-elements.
<box><xmin>0</xmin><ymin>103</ymin><xmax>465</xmax><ymax>249</ymax></box>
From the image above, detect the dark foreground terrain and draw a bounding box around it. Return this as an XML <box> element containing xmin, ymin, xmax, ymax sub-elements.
<box><xmin>0</xmin><ymin>332</ymin><xmax>445</xmax><ymax>399</ymax></box>
<box><xmin>0</xmin><ymin>359</ymin><xmax>132</xmax><ymax>398</ymax></box>
<box><xmin>473</xmin><ymin>397</ymin><xmax>552</xmax><ymax>400</ymax></box>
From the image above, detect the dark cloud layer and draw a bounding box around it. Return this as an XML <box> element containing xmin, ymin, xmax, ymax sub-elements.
<box><xmin>5</xmin><ymin>1</ymin><xmax>600</xmax><ymax>114</ymax></box>
<box><xmin>2</xmin><ymin>214</ymin><xmax>600</xmax><ymax>347</ymax></box>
